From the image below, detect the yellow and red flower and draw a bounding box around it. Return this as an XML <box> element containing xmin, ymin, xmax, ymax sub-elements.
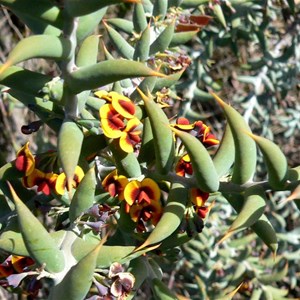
<box><xmin>171</xmin><ymin>117</ymin><xmax>219</xmax><ymax>147</ymax></box>
<box><xmin>190</xmin><ymin>188</ymin><xmax>209</xmax><ymax>207</ymax></box>
<box><xmin>22</xmin><ymin>169</ymin><xmax>58</xmax><ymax>196</ymax></box>
<box><xmin>123</xmin><ymin>178</ymin><xmax>162</xmax><ymax>230</ymax></box>
<box><xmin>55</xmin><ymin>166</ymin><xmax>84</xmax><ymax>195</ymax></box>
<box><xmin>129</xmin><ymin>200</ymin><xmax>163</xmax><ymax>226</ymax></box>
<box><xmin>102</xmin><ymin>170</ymin><xmax>129</xmax><ymax>201</ymax></box>
<box><xmin>15</xmin><ymin>142</ymin><xmax>35</xmax><ymax>176</ymax></box>
<box><xmin>175</xmin><ymin>154</ymin><xmax>193</xmax><ymax>177</ymax></box>
<box><xmin>119</xmin><ymin>118</ymin><xmax>142</xmax><ymax>153</ymax></box>
<box><xmin>123</xmin><ymin>178</ymin><xmax>161</xmax><ymax>207</ymax></box>
<box><xmin>98</xmin><ymin>91</ymin><xmax>141</xmax><ymax>153</ymax></box>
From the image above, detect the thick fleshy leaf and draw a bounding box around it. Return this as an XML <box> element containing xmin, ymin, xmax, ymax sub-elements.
<box><xmin>107</xmin><ymin>18</ymin><xmax>134</xmax><ymax>34</ymax></box>
<box><xmin>11</xmin><ymin>10</ymin><xmax>61</xmax><ymax>35</ymax></box>
<box><xmin>225</xmin><ymin>193</ymin><xmax>278</xmax><ymax>254</ymax></box>
<box><xmin>0</xmin><ymin>0</ymin><xmax>63</xmax><ymax>28</ymax></box>
<box><xmin>49</xmin><ymin>240</ymin><xmax>105</xmax><ymax>300</ymax></box>
<box><xmin>151</xmin><ymin>278</ymin><xmax>177</xmax><ymax>300</ymax></box>
<box><xmin>133</xmin><ymin>24</ymin><xmax>151</xmax><ymax>62</ymax></box>
<box><xmin>69</xmin><ymin>166</ymin><xmax>96</xmax><ymax>223</ymax></box>
<box><xmin>247</xmin><ymin>133</ymin><xmax>288</xmax><ymax>190</ymax></box>
<box><xmin>213</xmin><ymin>4</ymin><xmax>227</xmax><ymax>28</ymax></box>
<box><xmin>0</xmin><ymin>65</ymin><xmax>52</xmax><ymax>94</ymax></box>
<box><xmin>152</xmin><ymin>0</ymin><xmax>168</xmax><ymax>19</ymax></box>
<box><xmin>138</xmin><ymin>117</ymin><xmax>155</xmax><ymax>164</ymax></box>
<box><xmin>136</xmin><ymin>182</ymin><xmax>187</xmax><ymax>251</ymax></box>
<box><xmin>104</xmin><ymin>21</ymin><xmax>134</xmax><ymax>59</ymax></box>
<box><xmin>0</xmin><ymin>162</ymin><xmax>23</xmax><ymax>181</ymax></box>
<box><xmin>170</xmin><ymin>30</ymin><xmax>199</xmax><ymax>47</ymax></box>
<box><xmin>133</xmin><ymin>3</ymin><xmax>147</xmax><ymax>33</ymax></box>
<box><xmin>256</xmin><ymin>260</ymin><xmax>288</xmax><ymax>285</ymax></box>
<box><xmin>65</xmin><ymin>0</ymin><xmax>139</xmax><ymax>17</ymax></box>
<box><xmin>149</xmin><ymin>20</ymin><xmax>176</xmax><ymax>55</ymax></box>
<box><xmin>77</xmin><ymin>8</ymin><xmax>107</xmax><ymax>41</ymax></box>
<box><xmin>66</xmin><ymin>60</ymin><xmax>163</xmax><ymax>94</ymax></box>
<box><xmin>154</xmin><ymin>70</ymin><xmax>185</xmax><ymax>91</ymax></box>
<box><xmin>212</xmin><ymin>93</ymin><xmax>257</xmax><ymax>185</ymax></box>
<box><xmin>138</xmin><ymin>89</ymin><xmax>174</xmax><ymax>174</ymax></box>
<box><xmin>213</xmin><ymin>124</ymin><xmax>235</xmax><ymax>178</ymax></box>
<box><xmin>76</xmin><ymin>35</ymin><xmax>100</xmax><ymax>67</ymax></box>
<box><xmin>171</xmin><ymin>127</ymin><xmax>219</xmax><ymax>192</ymax></box>
<box><xmin>71</xmin><ymin>237</ymin><xmax>136</xmax><ymax>268</ymax></box>
<box><xmin>228</xmin><ymin>186</ymin><xmax>266</xmax><ymax>235</ymax></box>
<box><xmin>0</xmin><ymin>35</ymin><xmax>71</xmax><ymax>74</ymax></box>
<box><xmin>7</xmin><ymin>183</ymin><xmax>65</xmax><ymax>273</ymax></box>
<box><xmin>126</xmin><ymin>258</ymin><xmax>148</xmax><ymax>300</ymax></box>
<box><xmin>58</xmin><ymin>120</ymin><xmax>84</xmax><ymax>192</ymax></box>
<box><xmin>109</xmin><ymin>139</ymin><xmax>142</xmax><ymax>178</ymax></box>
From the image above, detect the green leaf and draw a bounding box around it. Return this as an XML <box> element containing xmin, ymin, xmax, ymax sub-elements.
<box><xmin>228</xmin><ymin>186</ymin><xmax>266</xmax><ymax>234</ymax></box>
<box><xmin>212</xmin><ymin>93</ymin><xmax>257</xmax><ymax>185</ymax></box>
<box><xmin>76</xmin><ymin>35</ymin><xmax>100</xmax><ymax>67</ymax></box>
<box><xmin>136</xmin><ymin>182</ymin><xmax>187</xmax><ymax>250</ymax></box>
<box><xmin>0</xmin><ymin>35</ymin><xmax>71</xmax><ymax>73</ymax></box>
<box><xmin>65</xmin><ymin>0</ymin><xmax>138</xmax><ymax>17</ymax></box>
<box><xmin>139</xmin><ymin>90</ymin><xmax>175</xmax><ymax>174</ymax></box>
<box><xmin>0</xmin><ymin>65</ymin><xmax>52</xmax><ymax>94</ymax></box>
<box><xmin>133</xmin><ymin>23</ymin><xmax>151</xmax><ymax>62</ymax></box>
<box><xmin>77</xmin><ymin>8</ymin><xmax>107</xmax><ymax>42</ymax></box>
<box><xmin>248</xmin><ymin>133</ymin><xmax>288</xmax><ymax>190</ymax></box>
<box><xmin>152</xmin><ymin>278</ymin><xmax>178</xmax><ymax>300</ymax></box>
<box><xmin>66</xmin><ymin>60</ymin><xmax>163</xmax><ymax>94</ymax></box>
<box><xmin>213</xmin><ymin>4</ymin><xmax>227</xmax><ymax>28</ymax></box>
<box><xmin>7</xmin><ymin>183</ymin><xmax>65</xmax><ymax>273</ymax></box>
<box><xmin>150</xmin><ymin>20</ymin><xmax>176</xmax><ymax>55</ymax></box>
<box><xmin>107</xmin><ymin>18</ymin><xmax>134</xmax><ymax>35</ymax></box>
<box><xmin>225</xmin><ymin>193</ymin><xmax>278</xmax><ymax>254</ymax></box>
<box><xmin>71</xmin><ymin>237</ymin><xmax>136</xmax><ymax>268</ymax></box>
<box><xmin>104</xmin><ymin>21</ymin><xmax>134</xmax><ymax>59</ymax></box>
<box><xmin>58</xmin><ymin>120</ymin><xmax>84</xmax><ymax>190</ymax></box>
<box><xmin>170</xmin><ymin>30</ymin><xmax>199</xmax><ymax>47</ymax></box>
<box><xmin>171</xmin><ymin>127</ymin><xmax>219</xmax><ymax>192</ymax></box>
<box><xmin>213</xmin><ymin>124</ymin><xmax>235</xmax><ymax>178</ymax></box>
<box><xmin>256</xmin><ymin>260</ymin><xmax>288</xmax><ymax>285</ymax></box>
<box><xmin>0</xmin><ymin>162</ymin><xmax>23</xmax><ymax>181</ymax></box>
<box><xmin>138</xmin><ymin>117</ymin><xmax>155</xmax><ymax>165</ymax></box>
<box><xmin>69</xmin><ymin>166</ymin><xmax>96</xmax><ymax>223</ymax></box>
<box><xmin>0</xmin><ymin>0</ymin><xmax>63</xmax><ymax>28</ymax></box>
<box><xmin>109</xmin><ymin>139</ymin><xmax>142</xmax><ymax>178</ymax></box>
<box><xmin>133</xmin><ymin>3</ymin><xmax>147</xmax><ymax>33</ymax></box>
<box><xmin>49</xmin><ymin>241</ymin><xmax>104</xmax><ymax>300</ymax></box>
<box><xmin>152</xmin><ymin>0</ymin><xmax>168</xmax><ymax>19</ymax></box>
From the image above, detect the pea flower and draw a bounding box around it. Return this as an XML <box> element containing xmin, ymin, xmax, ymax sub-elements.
<box><xmin>109</xmin><ymin>262</ymin><xmax>135</xmax><ymax>299</ymax></box>
<box><xmin>175</xmin><ymin>154</ymin><xmax>193</xmax><ymax>177</ymax></box>
<box><xmin>171</xmin><ymin>117</ymin><xmax>219</xmax><ymax>147</ymax></box>
<box><xmin>55</xmin><ymin>166</ymin><xmax>84</xmax><ymax>195</ymax></box>
<box><xmin>123</xmin><ymin>178</ymin><xmax>161</xmax><ymax>207</ymax></box>
<box><xmin>102</xmin><ymin>170</ymin><xmax>129</xmax><ymax>201</ymax></box>
<box><xmin>98</xmin><ymin>91</ymin><xmax>141</xmax><ymax>153</ymax></box>
<box><xmin>15</xmin><ymin>142</ymin><xmax>35</xmax><ymax>176</ymax></box>
<box><xmin>123</xmin><ymin>178</ymin><xmax>162</xmax><ymax>231</ymax></box>
<box><xmin>22</xmin><ymin>169</ymin><xmax>58</xmax><ymax>196</ymax></box>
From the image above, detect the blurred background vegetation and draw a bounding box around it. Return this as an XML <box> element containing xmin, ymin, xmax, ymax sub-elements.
<box><xmin>0</xmin><ymin>0</ymin><xmax>299</xmax><ymax>299</ymax></box>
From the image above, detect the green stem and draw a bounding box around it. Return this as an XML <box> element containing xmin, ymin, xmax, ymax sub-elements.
<box><xmin>60</xmin><ymin>13</ymin><xmax>79</xmax><ymax>119</ymax></box>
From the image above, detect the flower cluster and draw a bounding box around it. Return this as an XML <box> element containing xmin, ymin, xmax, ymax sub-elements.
<box><xmin>0</xmin><ymin>255</ymin><xmax>41</xmax><ymax>297</ymax></box>
<box><xmin>102</xmin><ymin>170</ymin><xmax>163</xmax><ymax>232</ymax></box>
<box><xmin>15</xmin><ymin>143</ymin><xmax>84</xmax><ymax>196</ymax></box>
<box><xmin>175</xmin><ymin>152</ymin><xmax>214</xmax><ymax>236</ymax></box>
<box><xmin>172</xmin><ymin>117</ymin><xmax>219</xmax><ymax>148</ymax></box>
<box><xmin>90</xmin><ymin>262</ymin><xmax>135</xmax><ymax>300</ymax></box>
<box><xmin>96</xmin><ymin>91</ymin><xmax>142</xmax><ymax>153</ymax></box>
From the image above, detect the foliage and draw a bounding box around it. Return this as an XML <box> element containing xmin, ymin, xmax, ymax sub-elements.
<box><xmin>0</xmin><ymin>0</ymin><xmax>299</xmax><ymax>299</ymax></box>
